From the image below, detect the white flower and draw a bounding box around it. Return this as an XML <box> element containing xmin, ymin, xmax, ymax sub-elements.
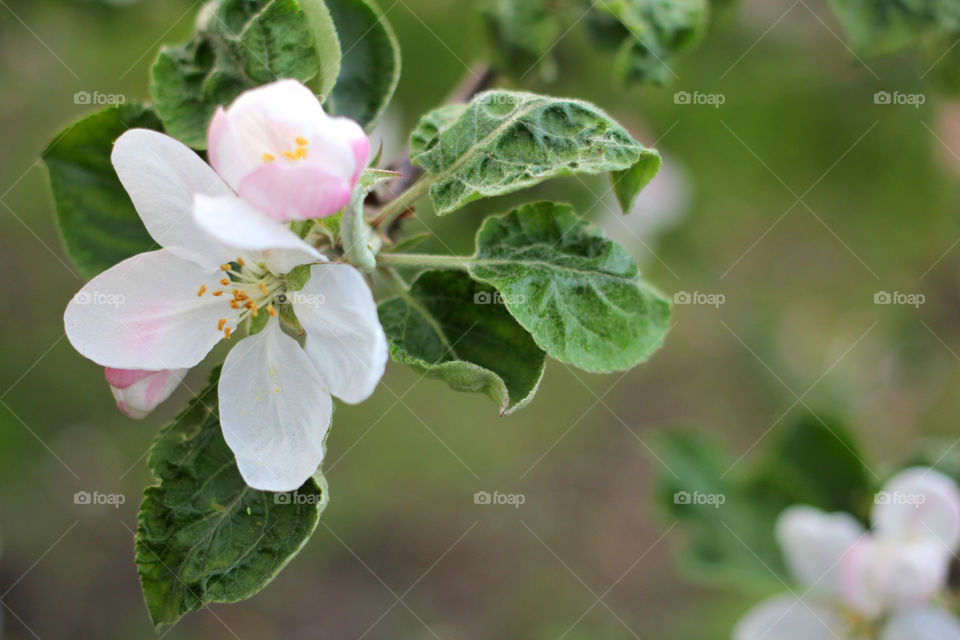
<box><xmin>104</xmin><ymin>368</ymin><xmax>188</xmax><ymax>419</ymax></box>
<box><xmin>207</xmin><ymin>79</ymin><xmax>370</xmax><ymax>222</ymax></box>
<box><xmin>733</xmin><ymin>468</ymin><xmax>960</xmax><ymax>640</ymax></box>
<box><xmin>64</xmin><ymin>127</ymin><xmax>387</xmax><ymax>491</ymax></box>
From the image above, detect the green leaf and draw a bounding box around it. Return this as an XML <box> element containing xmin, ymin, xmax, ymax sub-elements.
<box><xmin>826</xmin><ymin>0</ymin><xmax>960</xmax><ymax>57</ymax></box>
<box><xmin>483</xmin><ymin>0</ymin><xmax>565</xmax><ymax>81</ymax></box>
<box><xmin>342</xmin><ymin>168</ymin><xmax>398</xmax><ymax>272</ymax></box>
<box><xmin>653</xmin><ymin>412</ymin><xmax>875</xmax><ymax>588</ymax></box>
<box><xmin>409</xmin><ymin>90</ymin><xmax>661</xmax><ymax>215</ymax></box>
<box><xmin>585</xmin><ymin>0</ymin><xmax>708</xmax><ymax>85</ymax></box>
<box><xmin>378</xmin><ymin>270</ymin><xmax>546</xmax><ymax>415</ymax></box>
<box><xmin>151</xmin><ymin>0</ymin><xmax>342</xmax><ymax>148</ymax></box>
<box><xmin>325</xmin><ymin>0</ymin><xmax>401</xmax><ymax>130</ymax></box>
<box><xmin>43</xmin><ymin>103</ymin><xmax>161</xmax><ymax>280</ymax></box>
<box><xmin>136</xmin><ymin>367</ymin><xmax>327</xmax><ymax>629</ymax></box>
<box><xmin>468</xmin><ymin>201</ymin><xmax>671</xmax><ymax>373</ymax></box>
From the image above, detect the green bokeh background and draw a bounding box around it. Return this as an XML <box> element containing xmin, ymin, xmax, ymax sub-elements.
<box><xmin>1</xmin><ymin>0</ymin><xmax>959</xmax><ymax>637</ymax></box>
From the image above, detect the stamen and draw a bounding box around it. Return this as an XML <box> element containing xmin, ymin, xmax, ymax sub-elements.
<box><xmin>267</xmin><ymin>304</ymin><xmax>278</xmax><ymax>317</ymax></box>
<box><xmin>220</xmin><ymin>278</ymin><xmax>230</xmax><ymax>286</ymax></box>
<box><xmin>295</xmin><ymin>136</ymin><xmax>308</xmax><ymax>146</ymax></box>
<box><xmin>224</xmin><ymin>327</ymin><xmax>231</xmax><ymax>339</ymax></box>
<box><xmin>258</xmin><ymin>283</ymin><xmax>268</xmax><ymax>294</ymax></box>
<box><xmin>236</xmin><ymin>257</ymin><xmax>246</xmax><ymax>267</ymax></box>
<box><xmin>218</xmin><ymin>319</ymin><xmax>227</xmax><ymax>331</ymax></box>
<box><xmin>229</xmin><ymin>300</ymin><xmax>241</xmax><ymax>309</ymax></box>
<box><xmin>281</xmin><ymin>150</ymin><xmax>298</xmax><ymax>160</ymax></box>
<box><xmin>220</xmin><ymin>264</ymin><xmax>231</xmax><ymax>271</ymax></box>
<box><xmin>212</xmin><ymin>291</ymin><xmax>224</xmax><ymax>297</ymax></box>
<box><xmin>250</xmin><ymin>302</ymin><xmax>259</xmax><ymax>317</ymax></box>
<box><xmin>262</xmin><ymin>153</ymin><xmax>276</xmax><ymax>163</ymax></box>
<box><xmin>197</xmin><ymin>285</ymin><xmax>207</xmax><ymax>297</ymax></box>
<box><xmin>295</xmin><ymin>146</ymin><xmax>307</xmax><ymax>159</ymax></box>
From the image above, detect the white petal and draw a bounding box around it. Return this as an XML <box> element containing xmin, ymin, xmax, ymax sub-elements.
<box><xmin>111</xmin><ymin>129</ymin><xmax>235</xmax><ymax>270</ymax></box>
<box><xmin>219</xmin><ymin>320</ymin><xmax>332</xmax><ymax>491</ymax></box>
<box><xmin>192</xmin><ymin>194</ymin><xmax>322</xmax><ymax>273</ymax></box>
<box><xmin>732</xmin><ymin>595</ymin><xmax>848</xmax><ymax>640</ymax></box>
<box><xmin>293</xmin><ymin>264</ymin><xmax>387</xmax><ymax>404</ymax></box>
<box><xmin>105</xmin><ymin>368</ymin><xmax>188</xmax><ymax>419</ymax></box>
<box><xmin>873</xmin><ymin>467</ymin><xmax>960</xmax><ymax>551</ymax></box>
<box><xmin>844</xmin><ymin>536</ymin><xmax>951</xmax><ymax>616</ymax></box>
<box><xmin>776</xmin><ymin>505</ymin><xmax>864</xmax><ymax>596</ymax></box>
<box><xmin>883</xmin><ymin>608</ymin><xmax>960</xmax><ymax>640</ymax></box>
<box><xmin>64</xmin><ymin>250</ymin><xmax>230</xmax><ymax>369</ymax></box>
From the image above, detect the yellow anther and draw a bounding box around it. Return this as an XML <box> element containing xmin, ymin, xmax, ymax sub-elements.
<box><xmin>224</xmin><ymin>327</ymin><xmax>232</xmax><ymax>339</ymax></box>
<box><xmin>218</xmin><ymin>319</ymin><xmax>227</xmax><ymax>331</ymax></box>
<box><xmin>236</xmin><ymin>257</ymin><xmax>246</xmax><ymax>266</ymax></box>
<box><xmin>229</xmin><ymin>300</ymin><xmax>241</xmax><ymax>309</ymax></box>
<box><xmin>250</xmin><ymin>302</ymin><xmax>259</xmax><ymax>317</ymax></box>
<box><xmin>212</xmin><ymin>290</ymin><xmax>224</xmax><ymax>297</ymax></box>
<box><xmin>281</xmin><ymin>150</ymin><xmax>298</xmax><ymax>160</ymax></box>
<box><xmin>197</xmin><ymin>285</ymin><xmax>207</xmax><ymax>297</ymax></box>
<box><xmin>220</xmin><ymin>264</ymin><xmax>230</xmax><ymax>271</ymax></box>
<box><xmin>267</xmin><ymin>304</ymin><xmax>278</xmax><ymax>317</ymax></box>
<box><xmin>295</xmin><ymin>136</ymin><xmax>308</xmax><ymax>146</ymax></box>
<box><xmin>295</xmin><ymin>146</ymin><xmax>307</xmax><ymax>159</ymax></box>
<box><xmin>220</xmin><ymin>278</ymin><xmax>230</xmax><ymax>286</ymax></box>
<box><xmin>262</xmin><ymin>153</ymin><xmax>276</xmax><ymax>163</ymax></box>
<box><xmin>258</xmin><ymin>282</ymin><xmax>268</xmax><ymax>294</ymax></box>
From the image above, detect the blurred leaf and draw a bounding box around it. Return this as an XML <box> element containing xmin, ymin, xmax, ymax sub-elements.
<box><xmin>136</xmin><ymin>367</ymin><xmax>327</xmax><ymax>629</ymax></box>
<box><xmin>151</xmin><ymin>0</ymin><xmax>341</xmax><ymax>148</ymax></box>
<box><xmin>653</xmin><ymin>412</ymin><xmax>875</xmax><ymax>589</ymax></box>
<box><xmin>483</xmin><ymin>0</ymin><xmax>566</xmax><ymax>81</ymax></box>
<box><xmin>585</xmin><ymin>0</ymin><xmax>709</xmax><ymax>85</ymax></box>
<box><xmin>409</xmin><ymin>90</ymin><xmax>661</xmax><ymax>215</ymax></box>
<box><xmin>325</xmin><ymin>0</ymin><xmax>401</xmax><ymax>130</ymax></box>
<box><xmin>378</xmin><ymin>270</ymin><xmax>546</xmax><ymax>415</ymax></box>
<box><xmin>826</xmin><ymin>0</ymin><xmax>960</xmax><ymax>57</ymax></box>
<box><xmin>43</xmin><ymin>103</ymin><xmax>160</xmax><ymax>280</ymax></box>
<box><xmin>469</xmin><ymin>201</ymin><xmax>671</xmax><ymax>373</ymax></box>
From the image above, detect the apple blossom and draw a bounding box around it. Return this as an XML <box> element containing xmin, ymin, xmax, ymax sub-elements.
<box><xmin>733</xmin><ymin>467</ymin><xmax>960</xmax><ymax>640</ymax></box>
<box><xmin>206</xmin><ymin>79</ymin><xmax>370</xmax><ymax>222</ymax></box>
<box><xmin>104</xmin><ymin>368</ymin><xmax>187</xmax><ymax>419</ymax></box>
<box><xmin>64</xmin><ymin>125</ymin><xmax>387</xmax><ymax>491</ymax></box>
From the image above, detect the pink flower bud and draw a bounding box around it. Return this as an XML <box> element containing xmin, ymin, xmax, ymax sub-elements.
<box><xmin>104</xmin><ymin>368</ymin><xmax>187</xmax><ymax>419</ymax></box>
<box><xmin>207</xmin><ymin>79</ymin><xmax>370</xmax><ymax>222</ymax></box>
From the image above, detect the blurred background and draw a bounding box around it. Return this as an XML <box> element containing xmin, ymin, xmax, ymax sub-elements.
<box><xmin>2</xmin><ymin>0</ymin><xmax>960</xmax><ymax>637</ymax></box>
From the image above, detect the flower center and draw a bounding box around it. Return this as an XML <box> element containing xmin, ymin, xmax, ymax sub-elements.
<box><xmin>262</xmin><ymin>136</ymin><xmax>309</xmax><ymax>164</ymax></box>
<box><xmin>196</xmin><ymin>256</ymin><xmax>283</xmax><ymax>339</ymax></box>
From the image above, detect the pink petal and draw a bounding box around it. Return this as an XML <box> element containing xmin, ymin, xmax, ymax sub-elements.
<box><xmin>237</xmin><ymin>162</ymin><xmax>352</xmax><ymax>221</ymax></box>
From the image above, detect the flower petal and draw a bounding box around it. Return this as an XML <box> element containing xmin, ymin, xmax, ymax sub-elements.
<box><xmin>732</xmin><ymin>595</ymin><xmax>848</xmax><ymax>640</ymax></box>
<box><xmin>237</xmin><ymin>161</ymin><xmax>352</xmax><ymax>220</ymax></box>
<box><xmin>111</xmin><ymin>129</ymin><xmax>235</xmax><ymax>270</ymax></box>
<box><xmin>105</xmin><ymin>368</ymin><xmax>188</xmax><ymax>419</ymax></box>
<box><xmin>844</xmin><ymin>536</ymin><xmax>951</xmax><ymax>616</ymax></box>
<box><xmin>293</xmin><ymin>264</ymin><xmax>387</xmax><ymax>404</ymax></box>
<box><xmin>64</xmin><ymin>250</ymin><xmax>229</xmax><ymax>369</ymax></box>
<box><xmin>192</xmin><ymin>193</ymin><xmax>323</xmax><ymax>274</ymax></box>
<box><xmin>776</xmin><ymin>505</ymin><xmax>865</xmax><ymax>596</ymax></box>
<box><xmin>873</xmin><ymin>467</ymin><xmax>960</xmax><ymax>551</ymax></box>
<box><xmin>219</xmin><ymin>320</ymin><xmax>332</xmax><ymax>491</ymax></box>
<box><xmin>882</xmin><ymin>607</ymin><xmax>960</xmax><ymax>640</ymax></box>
